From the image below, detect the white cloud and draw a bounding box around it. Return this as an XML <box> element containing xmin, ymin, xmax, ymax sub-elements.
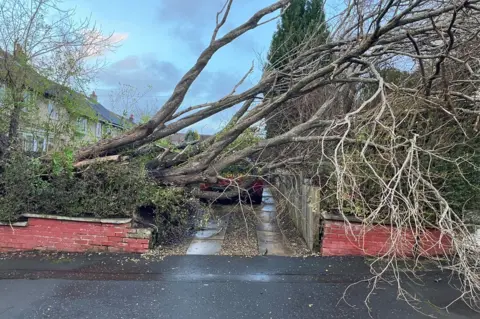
<box><xmin>82</xmin><ymin>30</ymin><xmax>129</xmax><ymax>57</ymax></box>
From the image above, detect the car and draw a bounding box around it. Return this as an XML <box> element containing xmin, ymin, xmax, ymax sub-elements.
<box><xmin>199</xmin><ymin>160</ymin><xmax>264</xmax><ymax>204</ymax></box>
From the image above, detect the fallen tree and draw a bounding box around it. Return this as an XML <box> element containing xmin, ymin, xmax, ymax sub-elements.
<box><xmin>5</xmin><ymin>0</ymin><xmax>480</xmax><ymax>311</ymax></box>
<box><xmin>73</xmin><ymin>0</ymin><xmax>480</xmax><ymax>185</ymax></box>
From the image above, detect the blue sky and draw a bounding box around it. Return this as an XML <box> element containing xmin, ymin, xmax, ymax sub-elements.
<box><xmin>63</xmin><ymin>0</ymin><xmax>286</xmax><ymax>134</ymax></box>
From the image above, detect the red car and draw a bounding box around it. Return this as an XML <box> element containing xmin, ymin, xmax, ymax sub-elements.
<box><xmin>200</xmin><ymin>176</ymin><xmax>264</xmax><ymax>204</ymax></box>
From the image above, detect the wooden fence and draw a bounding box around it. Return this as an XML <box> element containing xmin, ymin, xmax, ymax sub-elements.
<box><xmin>274</xmin><ymin>174</ymin><xmax>321</xmax><ymax>251</ymax></box>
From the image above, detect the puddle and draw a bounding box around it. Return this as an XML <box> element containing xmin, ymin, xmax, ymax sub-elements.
<box><xmin>187</xmin><ymin>215</ymin><xmax>230</xmax><ymax>255</ymax></box>
<box><xmin>186</xmin><ymin>240</ymin><xmax>223</xmax><ymax>255</ymax></box>
<box><xmin>262</xmin><ymin>197</ymin><xmax>275</xmax><ymax>204</ymax></box>
<box><xmin>261</xmin><ymin>204</ymin><xmax>276</xmax><ymax>212</ymax></box>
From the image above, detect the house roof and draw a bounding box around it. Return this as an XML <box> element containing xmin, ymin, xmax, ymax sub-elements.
<box><xmin>88</xmin><ymin>100</ymin><xmax>125</xmax><ymax>128</ymax></box>
<box><xmin>44</xmin><ymin>87</ymin><xmax>127</xmax><ymax>128</ymax></box>
<box><xmin>1</xmin><ymin>47</ymin><xmax>127</xmax><ymax>129</ymax></box>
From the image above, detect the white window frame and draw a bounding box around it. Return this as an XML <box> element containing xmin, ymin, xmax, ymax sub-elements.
<box><xmin>0</xmin><ymin>84</ymin><xmax>5</xmax><ymax>107</ymax></box>
<box><xmin>23</xmin><ymin>133</ymin><xmax>34</xmax><ymax>152</ymax></box>
<box><xmin>95</xmin><ymin>122</ymin><xmax>102</xmax><ymax>137</ymax></box>
<box><xmin>48</xmin><ymin>101</ymin><xmax>59</xmax><ymax>120</ymax></box>
<box><xmin>23</xmin><ymin>133</ymin><xmax>47</xmax><ymax>152</ymax></box>
<box><xmin>77</xmin><ymin>117</ymin><xmax>87</xmax><ymax>133</ymax></box>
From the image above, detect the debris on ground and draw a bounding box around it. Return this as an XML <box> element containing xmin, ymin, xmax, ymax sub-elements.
<box><xmin>142</xmin><ymin>237</ymin><xmax>191</xmax><ymax>261</ymax></box>
<box><xmin>275</xmin><ymin>198</ymin><xmax>316</xmax><ymax>257</ymax></box>
<box><xmin>219</xmin><ymin>204</ymin><xmax>258</xmax><ymax>256</ymax></box>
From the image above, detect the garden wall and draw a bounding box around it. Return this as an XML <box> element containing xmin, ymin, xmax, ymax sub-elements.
<box><xmin>0</xmin><ymin>214</ymin><xmax>152</xmax><ymax>253</ymax></box>
<box><xmin>321</xmin><ymin>219</ymin><xmax>452</xmax><ymax>257</ymax></box>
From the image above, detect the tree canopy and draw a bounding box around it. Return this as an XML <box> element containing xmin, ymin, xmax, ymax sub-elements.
<box><xmin>267</xmin><ymin>0</ymin><xmax>328</xmax><ymax>70</ymax></box>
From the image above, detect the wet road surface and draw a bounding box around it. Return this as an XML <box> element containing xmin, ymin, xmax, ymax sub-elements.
<box><xmin>0</xmin><ymin>254</ymin><xmax>477</xmax><ymax>318</ymax></box>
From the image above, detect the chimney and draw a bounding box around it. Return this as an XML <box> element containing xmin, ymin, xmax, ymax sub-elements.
<box><xmin>90</xmin><ymin>91</ymin><xmax>97</xmax><ymax>102</ymax></box>
<box><xmin>13</xmin><ymin>42</ymin><xmax>23</xmax><ymax>56</ymax></box>
<box><xmin>129</xmin><ymin>114</ymin><xmax>134</xmax><ymax>122</ymax></box>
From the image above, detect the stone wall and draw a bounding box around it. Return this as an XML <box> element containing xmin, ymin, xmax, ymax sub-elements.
<box><xmin>0</xmin><ymin>214</ymin><xmax>152</xmax><ymax>253</ymax></box>
<box><xmin>321</xmin><ymin>219</ymin><xmax>452</xmax><ymax>257</ymax></box>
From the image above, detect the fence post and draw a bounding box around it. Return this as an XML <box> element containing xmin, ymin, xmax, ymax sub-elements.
<box><xmin>308</xmin><ymin>186</ymin><xmax>322</xmax><ymax>251</ymax></box>
<box><xmin>302</xmin><ymin>178</ymin><xmax>308</xmax><ymax>248</ymax></box>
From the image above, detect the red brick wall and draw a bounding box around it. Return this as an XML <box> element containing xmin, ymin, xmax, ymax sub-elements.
<box><xmin>0</xmin><ymin>217</ymin><xmax>151</xmax><ymax>253</ymax></box>
<box><xmin>321</xmin><ymin>220</ymin><xmax>452</xmax><ymax>257</ymax></box>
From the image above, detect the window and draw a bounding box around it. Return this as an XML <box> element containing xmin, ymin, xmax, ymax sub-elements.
<box><xmin>95</xmin><ymin>122</ymin><xmax>102</xmax><ymax>137</ymax></box>
<box><xmin>47</xmin><ymin>102</ymin><xmax>59</xmax><ymax>120</ymax></box>
<box><xmin>36</xmin><ymin>136</ymin><xmax>47</xmax><ymax>152</ymax></box>
<box><xmin>0</xmin><ymin>84</ymin><xmax>5</xmax><ymax>107</ymax></box>
<box><xmin>23</xmin><ymin>134</ymin><xmax>34</xmax><ymax>152</ymax></box>
<box><xmin>76</xmin><ymin>117</ymin><xmax>87</xmax><ymax>133</ymax></box>
<box><xmin>23</xmin><ymin>134</ymin><xmax>46</xmax><ymax>152</ymax></box>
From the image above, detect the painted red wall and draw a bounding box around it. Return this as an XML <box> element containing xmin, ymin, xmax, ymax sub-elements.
<box><xmin>0</xmin><ymin>217</ymin><xmax>151</xmax><ymax>253</ymax></box>
<box><xmin>321</xmin><ymin>220</ymin><xmax>452</xmax><ymax>257</ymax></box>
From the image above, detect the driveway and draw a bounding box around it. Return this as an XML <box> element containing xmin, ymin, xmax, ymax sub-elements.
<box><xmin>0</xmin><ymin>254</ymin><xmax>476</xmax><ymax>318</ymax></box>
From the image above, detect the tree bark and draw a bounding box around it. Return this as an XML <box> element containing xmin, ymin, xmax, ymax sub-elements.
<box><xmin>7</xmin><ymin>97</ymin><xmax>24</xmax><ymax>149</ymax></box>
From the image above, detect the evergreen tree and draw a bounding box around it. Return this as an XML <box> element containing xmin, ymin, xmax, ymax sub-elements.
<box><xmin>267</xmin><ymin>0</ymin><xmax>329</xmax><ymax>70</ymax></box>
<box><xmin>184</xmin><ymin>129</ymin><xmax>200</xmax><ymax>143</ymax></box>
<box><xmin>265</xmin><ymin>0</ymin><xmax>330</xmax><ymax>139</ymax></box>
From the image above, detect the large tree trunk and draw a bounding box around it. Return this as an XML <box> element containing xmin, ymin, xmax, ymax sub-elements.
<box><xmin>68</xmin><ymin>1</ymin><xmax>478</xmax><ymax>191</ymax></box>
<box><xmin>73</xmin><ymin>0</ymin><xmax>289</xmax><ymax>161</ymax></box>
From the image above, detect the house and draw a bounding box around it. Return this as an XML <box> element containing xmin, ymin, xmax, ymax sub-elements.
<box><xmin>0</xmin><ymin>46</ymin><xmax>130</xmax><ymax>153</ymax></box>
<box><xmin>16</xmin><ymin>89</ymin><xmax>131</xmax><ymax>153</ymax></box>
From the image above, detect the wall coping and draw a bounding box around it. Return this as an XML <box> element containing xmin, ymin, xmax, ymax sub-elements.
<box><xmin>0</xmin><ymin>221</ymin><xmax>28</xmax><ymax>227</ymax></box>
<box><xmin>22</xmin><ymin>213</ymin><xmax>132</xmax><ymax>224</ymax></box>
<box><xmin>322</xmin><ymin>211</ymin><xmax>363</xmax><ymax>223</ymax></box>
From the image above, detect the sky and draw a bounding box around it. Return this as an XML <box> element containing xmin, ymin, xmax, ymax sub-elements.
<box><xmin>63</xmin><ymin>0</ymin><xmax>287</xmax><ymax>134</ymax></box>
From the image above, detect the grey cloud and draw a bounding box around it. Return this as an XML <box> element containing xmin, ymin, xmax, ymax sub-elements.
<box><xmin>157</xmin><ymin>0</ymin><xmax>262</xmax><ymax>54</ymax></box>
<box><xmin>96</xmin><ymin>54</ymin><xmax>247</xmax><ymax>120</ymax></box>
<box><xmin>109</xmin><ymin>55</ymin><xmax>139</xmax><ymax>70</ymax></box>
<box><xmin>188</xmin><ymin>70</ymin><xmax>247</xmax><ymax>101</ymax></box>
<box><xmin>157</xmin><ymin>0</ymin><xmax>224</xmax><ymax>24</ymax></box>
<box><xmin>98</xmin><ymin>54</ymin><xmax>181</xmax><ymax>93</ymax></box>
<box><xmin>157</xmin><ymin>0</ymin><xmax>223</xmax><ymax>53</ymax></box>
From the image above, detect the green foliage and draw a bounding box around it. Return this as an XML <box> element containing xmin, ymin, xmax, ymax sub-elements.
<box><xmin>268</xmin><ymin>0</ymin><xmax>329</xmax><ymax>70</ymax></box>
<box><xmin>0</xmin><ymin>153</ymin><xmax>43</xmax><ymax>222</ymax></box>
<box><xmin>140</xmin><ymin>114</ymin><xmax>151</xmax><ymax>124</ymax></box>
<box><xmin>0</xmin><ymin>153</ymin><xmax>191</xmax><ymax>240</ymax></box>
<box><xmin>51</xmin><ymin>148</ymin><xmax>74</xmax><ymax>176</ymax></box>
<box><xmin>429</xmin><ymin>138</ymin><xmax>480</xmax><ymax>214</ymax></box>
<box><xmin>224</xmin><ymin>127</ymin><xmax>261</xmax><ymax>154</ymax></box>
<box><xmin>184</xmin><ymin>129</ymin><xmax>200</xmax><ymax>142</ymax></box>
<box><xmin>220</xmin><ymin>160</ymin><xmax>255</xmax><ymax>177</ymax></box>
<box><xmin>155</xmin><ymin>138</ymin><xmax>178</xmax><ymax>151</ymax></box>
<box><xmin>361</xmin><ymin>66</ymin><xmax>415</xmax><ymax>99</ymax></box>
<box><xmin>147</xmin><ymin>187</ymin><xmax>191</xmax><ymax>243</ymax></box>
<box><xmin>266</xmin><ymin>0</ymin><xmax>329</xmax><ymax>139</ymax></box>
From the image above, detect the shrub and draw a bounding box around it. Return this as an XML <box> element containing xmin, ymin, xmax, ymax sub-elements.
<box><xmin>0</xmin><ymin>153</ymin><xmax>41</xmax><ymax>222</ymax></box>
<box><xmin>0</xmin><ymin>152</ymin><xmax>192</xmax><ymax>243</ymax></box>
